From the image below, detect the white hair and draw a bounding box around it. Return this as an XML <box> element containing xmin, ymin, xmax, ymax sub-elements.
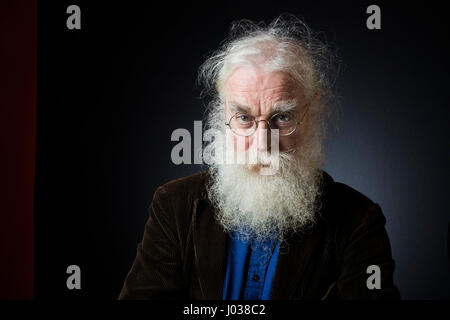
<box><xmin>198</xmin><ymin>14</ymin><xmax>337</xmax><ymax>243</ymax></box>
<box><xmin>198</xmin><ymin>13</ymin><xmax>337</xmax><ymax>102</ymax></box>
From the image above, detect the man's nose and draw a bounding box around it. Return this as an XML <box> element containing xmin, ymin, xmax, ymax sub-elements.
<box><xmin>255</xmin><ymin>120</ymin><xmax>271</xmax><ymax>152</ymax></box>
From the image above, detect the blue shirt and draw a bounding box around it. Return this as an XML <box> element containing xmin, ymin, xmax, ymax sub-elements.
<box><xmin>222</xmin><ymin>231</ymin><xmax>281</xmax><ymax>300</ymax></box>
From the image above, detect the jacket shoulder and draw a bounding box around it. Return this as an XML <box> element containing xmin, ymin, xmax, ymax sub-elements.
<box><xmin>151</xmin><ymin>171</ymin><xmax>209</xmax><ymax>220</ymax></box>
<box><xmin>157</xmin><ymin>171</ymin><xmax>209</xmax><ymax>201</ymax></box>
<box><xmin>320</xmin><ymin>176</ymin><xmax>385</xmax><ymax>231</ymax></box>
<box><xmin>148</xmin><ymin>171</ymin><xmax>209</xmax><ymax>237</ymax></box>
<box><xmin>328</xmin><ymin>181</ymin><xmax>375</xmax><ymax>212</ymax></box>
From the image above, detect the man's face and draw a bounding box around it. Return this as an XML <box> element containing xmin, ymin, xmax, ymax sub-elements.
<box><xmin>224</xmin><ymin>67</ymin><xmax>308</xmax><ymax>156</ymax></box>
<box><xmin>208</xmin><ymin>68</ymin><xmax>323</xmax><ymax>241</ymax></box>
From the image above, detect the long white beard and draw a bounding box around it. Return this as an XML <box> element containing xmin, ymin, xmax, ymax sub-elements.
<box><xmin>205</xmin><ymin>104</ymin><xmax>325</xmax><ymax>243</ymax></box>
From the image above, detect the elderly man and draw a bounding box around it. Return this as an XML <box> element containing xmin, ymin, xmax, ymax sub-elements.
<box><xmin>119</xmin><ymin>15</ymin><xmax>400</xmax><ymax>300</ymax></box>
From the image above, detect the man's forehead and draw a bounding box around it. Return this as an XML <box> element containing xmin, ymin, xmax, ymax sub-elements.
<box><xmin>224</xmin><ymin>68</ymin><xmax>305</xmax><ymax>114</ymax></box>
<box><xmin>225</xmin><ymin>67</ymin><xmax>298</xmax><ymax>94</ymax></box>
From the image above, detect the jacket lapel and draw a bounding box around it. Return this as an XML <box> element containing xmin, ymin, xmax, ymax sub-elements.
<box><xmin>192</xmin><ymin>197</ymin><xmax>228</xmax><ymax>299</ymax></box>
<box><xmin>269</xmin><ymin>226</ymin><xmax>323</xmax><ymax>299</ymax></box>
<box><xmin>270</xmin><ymin>171</ymin><xmax>333</xmax><ymax>299</ymax></box>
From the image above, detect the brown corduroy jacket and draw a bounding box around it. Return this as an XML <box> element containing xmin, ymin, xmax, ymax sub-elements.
<box><xmin>118</xmin><ymin>170</ymin><xmax>400</xmax><ymax>300</ymax></box>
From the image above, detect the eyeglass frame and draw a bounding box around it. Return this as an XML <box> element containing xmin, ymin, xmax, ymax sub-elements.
<box><xmin>224</xmin><ymin>102</ymin><xmax>311</xmax><ymax>137</ymax></box>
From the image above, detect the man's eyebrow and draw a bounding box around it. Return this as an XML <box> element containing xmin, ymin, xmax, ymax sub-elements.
<box><xmin>228</xmin><ymin>99</ymin><xmax>299</xmax><ymax>114</ymax></box>
<box><xmin>272</xmin><ymin>99</ymin><xmax>298</xmax><ymax>113</ymax></box>
<box><xmin>228</xmin><ymin>101</ymin><xmax>252</xmax><ymax>114</ymax></box>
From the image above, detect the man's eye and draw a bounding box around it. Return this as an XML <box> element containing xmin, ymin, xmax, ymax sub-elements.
<box><xmin>274</xmin><ymin>113</ymin><xmax>291</xmax><ymax>122</ymax></box>
<box><xmin>237</xmin><ymin>115</ymin><xmax>251</xmax><ymax>122</ymax></box>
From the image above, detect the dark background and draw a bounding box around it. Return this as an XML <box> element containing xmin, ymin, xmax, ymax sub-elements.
<box><xmin>0</xmin><ymin>0</ymin><xmax>35</xmax><ymax>299</ymax></box>
<box><xmin>35</xmin><ymin>0</ymin><xmax>450</xmax><ymax>299</ymax></box>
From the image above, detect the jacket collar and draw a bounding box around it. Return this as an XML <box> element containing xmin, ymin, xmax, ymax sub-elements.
<box><xmin>192</xmin><ymin>170</ymin><xmax>334</xmax><ymax>299</ymax></box>
<box><xmin>192</xmin><ymin>197</ymin><xmax>228</xmax><ymax>299</ymax></box>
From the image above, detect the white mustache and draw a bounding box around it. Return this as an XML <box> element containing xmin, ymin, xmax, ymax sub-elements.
<box><xmin>234</xmin><ymin>150</ymin><xmax>294</xmax><ymax>166</ymax></box>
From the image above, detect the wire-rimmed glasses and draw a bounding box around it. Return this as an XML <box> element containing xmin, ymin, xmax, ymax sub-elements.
<box><xmin>225</xmin><ymin>103</ymin><xmax>310</xmax><ymax>137</ymax></box>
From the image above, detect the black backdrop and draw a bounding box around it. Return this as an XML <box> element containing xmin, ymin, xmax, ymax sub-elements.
<box><xmin>35</xmin><ymin>1</ymin><xmax>450</xmax><ymax>299</ymax></box>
